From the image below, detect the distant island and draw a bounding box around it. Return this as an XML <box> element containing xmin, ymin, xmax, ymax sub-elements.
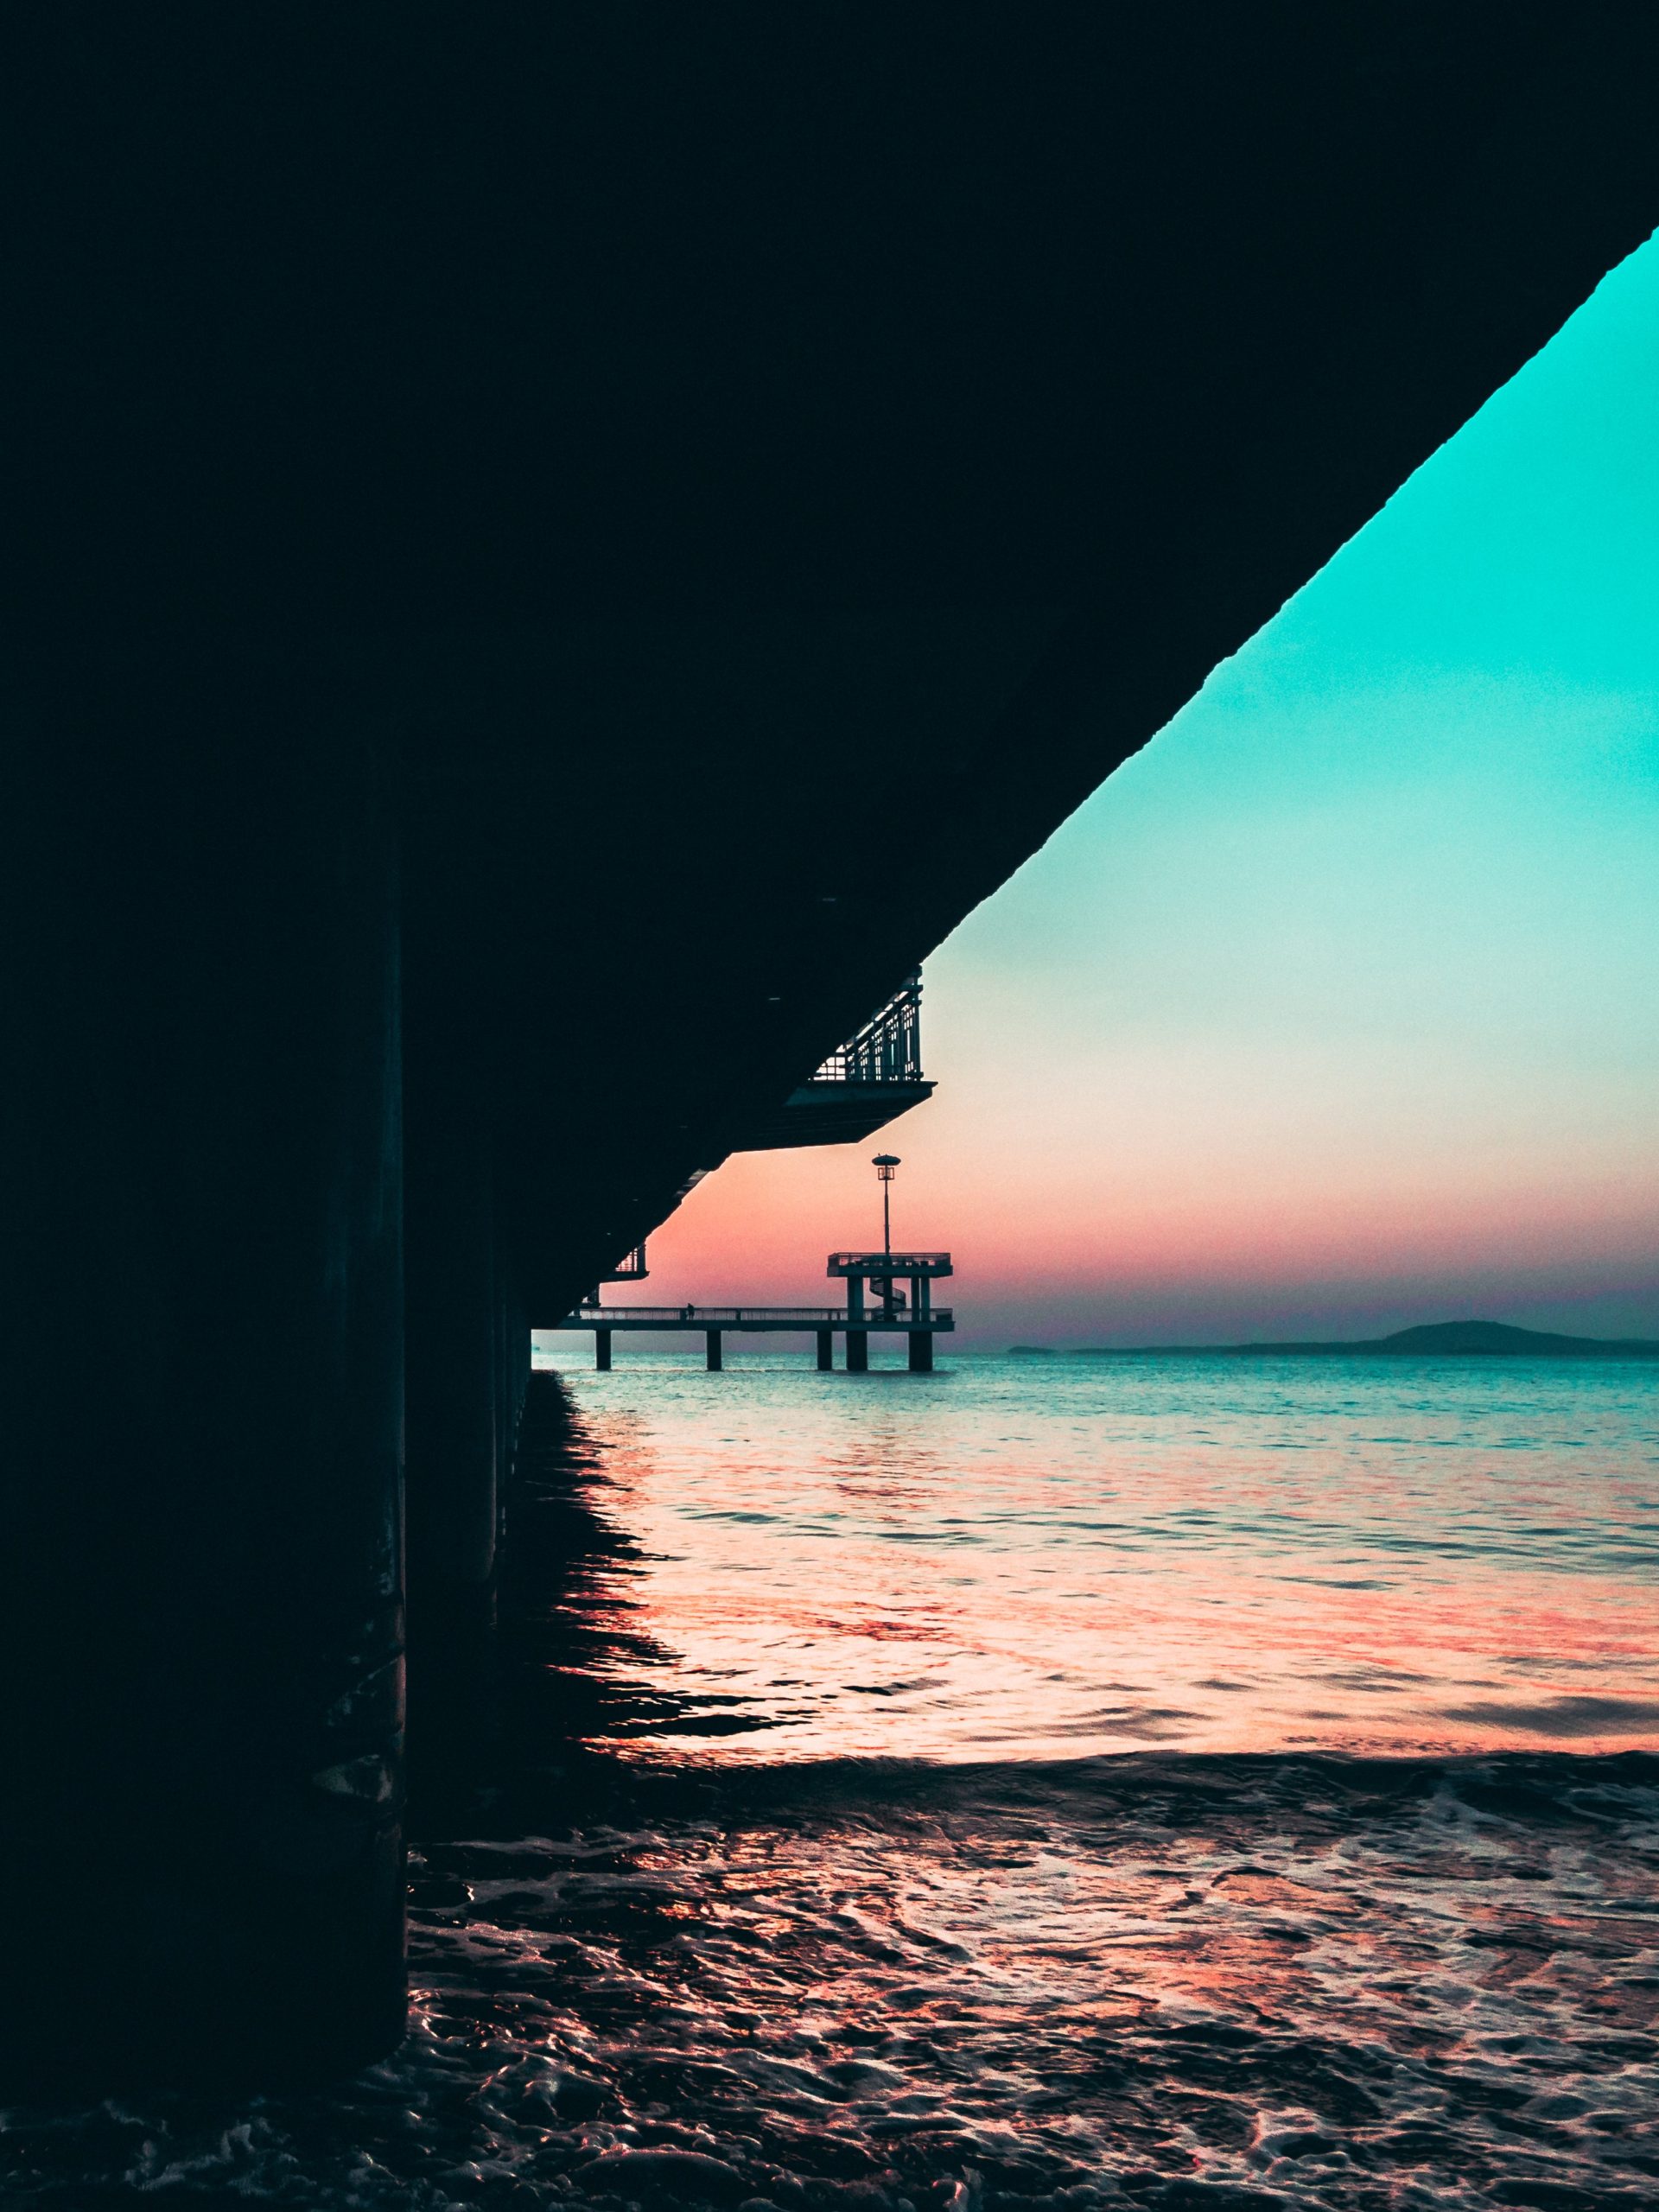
<box><xmin>1009</xmin><ymin>1319</ymin><xmax>1659</xmax><ymax>1359</ymax></box>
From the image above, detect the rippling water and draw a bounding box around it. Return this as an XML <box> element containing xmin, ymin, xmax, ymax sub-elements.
<box><xmin>535</xmin><ymin>1349</ymin><xmax>1659</xmax><ymax>1762</ymax></box>
<box><xmin>6</xmin><ymin>1353</ymin><xmax>1656</xmax><ymax>2207</ymax></box>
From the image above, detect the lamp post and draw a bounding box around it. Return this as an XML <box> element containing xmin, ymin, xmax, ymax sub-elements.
<box><xmin>873</xmin><ymin>1154</ymin><xmax>899</xmax><ymax>1265</ymax></box>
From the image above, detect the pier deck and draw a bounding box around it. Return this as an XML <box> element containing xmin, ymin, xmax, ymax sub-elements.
<box><xmin>556</xmin><ymin>1304</ymin><xmax>954</xmax><ymax>1372</ymax></box>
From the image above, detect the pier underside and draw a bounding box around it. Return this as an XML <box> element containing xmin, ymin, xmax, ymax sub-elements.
<box><xmin>5</xmin><ymin>6</ymin><xmax>1656</xmax><ymax>2087</ymax></box>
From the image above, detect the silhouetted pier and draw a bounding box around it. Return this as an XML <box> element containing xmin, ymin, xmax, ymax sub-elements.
<box><xmin>563</xmin><ymin>1249</ymin><xmax>954</xmax><ymax>1372</ymax></box>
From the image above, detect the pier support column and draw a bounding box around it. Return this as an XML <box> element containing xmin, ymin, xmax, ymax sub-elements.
<box><xmin>706</xmin><ymin>1329</ymin><xmax>724</xmax><ymax>1370</ymax></box>
<box><xmin>817</xmin><ymin>1328</ymin><xmax>834</xmax><ymax>1370</ymax></box>
<box><xmin>595</xmin><ymin>1327</ymin><xmax>613</xmax><ymax>1370</ymax></box>
<box><xmin>405</xmin><ymin>1118</ymin><xmax>499</xmax><ymax>1600</ymax></box>
<box><xmin>0</xmin><ymin>692</ymin><xmax>406</xmax><ymax>2089</ymax></box>
<box><xmin>908</xmin><ymin>1331</ymin><xmax>934</xmax><ymax>1373</ymax></box>
<box><xmin>845</xmin><ymin>1274</ymin><xmax>867</xmax><ymax>1372</ymax></box>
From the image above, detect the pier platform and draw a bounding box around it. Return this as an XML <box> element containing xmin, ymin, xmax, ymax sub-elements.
<box><xmin>556</xmin><ymin>1302</ymin><xmax>954</xmax><ymax>1372</ymax></box>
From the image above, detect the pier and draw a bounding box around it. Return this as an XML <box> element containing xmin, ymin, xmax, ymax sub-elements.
<box><xmin>563</xmin><ymin>1257</ymin><xmax>954</xmax><ymax>1375</ymax></box>
<box><xmin>563</xmin><ymin>1162</ymin><xmax>955</xmax><ymax>1374</ymax></box>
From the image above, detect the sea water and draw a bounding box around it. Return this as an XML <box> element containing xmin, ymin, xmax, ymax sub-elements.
<box><xmin>532</xmin><ymin>1348</ymin><xmax>1659</xmax><ymax>1764</ymax></box>
<box><xmin>5</xmin><ymin>1351</ymin><xmax>1656</xmax><ymax>2208</ymax></box>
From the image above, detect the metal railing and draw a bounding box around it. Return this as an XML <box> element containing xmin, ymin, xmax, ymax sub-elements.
<box><xmin>811</xmin><ymin>972</ymin><xmax>923</xmax><ymax>1084</ymax></box>
<box><xmin>828</xmin><ymin>1250</ymin><xmax>951</xmax><ymax>1272</ymax></box>
<box><xmin>561</xmin><ymin>1304</ymin><xmax>953</xmax><ymax>1326</ymax></box>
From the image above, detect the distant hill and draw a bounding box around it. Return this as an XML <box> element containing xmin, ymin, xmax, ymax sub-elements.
<box><xmin>1010</xmin><ymin>1320</ymin><xmax>1659</xmax><ymax>1358</ymax></box>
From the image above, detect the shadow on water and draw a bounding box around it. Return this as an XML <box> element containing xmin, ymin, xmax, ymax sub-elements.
<box><xmin>409</xmin><ymin>1365</ymin><xmax>779</xmax><ymax>1841</ymax></box>
<box><xmin>4</xmin><ymin>1371</ymin><xmax>1657</xmax><ymax>2209</ymax></box>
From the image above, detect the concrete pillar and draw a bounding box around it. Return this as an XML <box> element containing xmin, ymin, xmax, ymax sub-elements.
<box><xmin>0</xmin><ymin>689</ymin><xmax>406</xmax><ymax>2090</ymax></box>
<box><xmin>908</xmin><ymin>1330</ymin><xmax>934</xmax><ymax>1373</ymax></box>
<box><xmin>404</xmin><ymin>790</ymin><xmax>506</xmax><ymax>1625</ymax></box>
<box><xmin>817</xmin><ymin>1328</ymin><xmax>834</xmax><ymax>1370</ymax></box>
<box><xmin>494</xmin><ymin>1259</ymin><xmax>512</xmax><ymax>1492</ymax></box>
<box><xmin>512</xmin><ymin>1299</ymin><xmax>531</xmax><ymax>1426</ymax></box>
<box><xmin>595</xmin><ymin>1327</ymin><xmax>613</xmax><ymax>1370</ymax></box>
<box><xmin>706</xmin><ymin>1328</ymin><xmax>723</xmax><ymax>1370</ymax></box>
<box><xmin>500</xmin><ymin>1259</ymin><xmax>531</xmax><ymax>1446</ymax></box>
<box><xmin>846</xmin><ymin>1330</ymin><xmax>869</xmax><ymax>1372</ymax></box>
<box><xmin>404</xmin><ymin>1115</ymin><xmax>499</xmax><ymax>1596</ymax></box>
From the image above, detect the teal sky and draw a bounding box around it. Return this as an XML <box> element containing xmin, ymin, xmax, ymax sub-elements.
<box><xmin>640</xmin><ymin>233</ymin><xmax>1659</xmax><ymax>1345</ymax></box>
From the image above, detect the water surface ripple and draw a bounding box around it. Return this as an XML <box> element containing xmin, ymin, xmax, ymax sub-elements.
<box><xmin>544</xmin><ymin>1351</ymin><xmax>1659</xmax><ymax>1761</ymax></box>
<box><xmin>3</xmin><ymin>1354</ymin><xmax>1655</xmax><ymax>2208</ymax></box>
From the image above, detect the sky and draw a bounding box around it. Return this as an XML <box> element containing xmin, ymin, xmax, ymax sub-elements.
<box><xmin>579</xmin><ymin>234</ymin><xmax>1659</xmax><ymax>1349</ymax></box>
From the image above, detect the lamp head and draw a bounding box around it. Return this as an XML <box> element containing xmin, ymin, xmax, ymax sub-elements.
<box><xmin>873</xmin><ymin>1153</ymin><xmax>899</xmax><ymax>1182</ymax></box>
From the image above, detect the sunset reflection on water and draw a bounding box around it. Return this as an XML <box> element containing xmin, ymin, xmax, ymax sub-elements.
<box><xmin>8</xmin><ymin>1356</ymin><xmax>1656</xmax><ymax>2208</ymax></box>
<box><xmin>538</xmin><ymin>1346</ymin><xmax>1659</xmax><ymax>1763</ymax></box>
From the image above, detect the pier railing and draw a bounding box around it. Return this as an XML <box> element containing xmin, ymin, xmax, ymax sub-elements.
<box><xmin>828</xmin><ymin>1250</ymin><xmax>951</xmax><ymax>1274</ymax></box>
<box><xmin>562</xmin><ymin>1303</ymin><xmax>954</xmax><ymax>1327</ymax></box>
<box><xmin>812</xmin><ymin>972</ymin><xmax>923</xmax><ymax>1084</ymax></box>
<box><xmin>736</xmin><ymin>973</ymin><xmax>933</xmax><ymax>1150</ymax></box>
